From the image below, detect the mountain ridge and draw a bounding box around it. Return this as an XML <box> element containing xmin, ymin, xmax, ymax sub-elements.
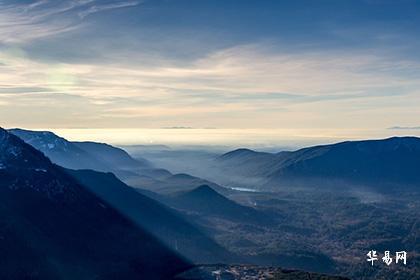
<box><xmin>67</xmin><ymin>169</ymin><xmax>234</xmax><ymax>264</ymax></box>
<box><xmin>10</xmin><ymin>128</ymin><xmax>229</xmax><ymax>195</ymax></box>
<box><xmin>166</xmin><ymin>184</ymin><xmax>271</xmax><ymax>225</ymax></box>
<box><xmin>218</xmin><ymin>136</ymin><xmax>420</xmax><ymax>191</ymax></box>
<box><xmin>0</xmin><ymin>127</ymin><xmax>190</xmax><ymax>279</ymax></box>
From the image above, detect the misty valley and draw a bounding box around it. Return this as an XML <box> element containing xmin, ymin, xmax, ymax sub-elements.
<box><xmin>3</xmin><ymin>1</ymin><xmax>420</xmax><ymax>279</ymax></box>
<box><xmin>0</xmin><ymin>128</ymin><xmax>417</xmax><ymax>279</ymax></box>
<box><xmin>124</xmin><ymin>142</ymin><xmax>420</xmax><ymax>279</ymax></box>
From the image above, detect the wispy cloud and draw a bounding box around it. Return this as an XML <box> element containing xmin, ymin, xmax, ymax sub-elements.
<box><xmin>0</xmin><ymin>86</ymin><xmax>51</xmax><ymax>94</ymax></box>
<box><xmin>1</xmin><ymin>1</ymin><xmax>420</xmax><ymax>130</ymax></box>
<box><xmin>388</xmin><ymin>126</ymin><xmax>420</xmax><ymax>130</ymax></box>
<box><xmin>78</xmin><ymin>1</ymin><xmax>141</xmax><ymax>18</ymax></box>
<box><xmin>1</xmin><ymin>42</ymin><xmax>420</xmax><ymax>130</ymax></box>
<box><xmin>2</xmin><ymin>43</ymin><xmax>420</xmax><ymax>100</ymax></box>
<box><xmin>0</xmin><ymin>0</ymin><xmax>419</xmax><ymax>141</ymax></box>
<box><xmin>0</xmin><ymin>0</ymin><xmax>140</xmax><ymax>43</ymax></box>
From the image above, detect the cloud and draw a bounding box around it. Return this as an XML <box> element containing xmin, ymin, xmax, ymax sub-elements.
<box><xmin>388</xmin><ymin>126</ymin><xmax>420</xmax><ymax>130</ymax></box>
<box><xmin>1</xmin><ymin>33</ymin><xmax>420</xmax><ymax>130</ymax></box>
<box><xmin>4</xmin><ymin>43</ymin><xmax>420</xmax><ymax>97</ymax></box>
<box><xmin>0</xmin><ymin>86</ymin><xmax>51</xmax><ymax>94</ymax></box>
<box><xmin>0</xmin><ymin>0</ymin><xmax>140</xmax><ymax>44</ymax></box>
<box><xmin>78</xmin><ymin>1</ymin><xmax>141</xmax><ymax>18</ymax></box>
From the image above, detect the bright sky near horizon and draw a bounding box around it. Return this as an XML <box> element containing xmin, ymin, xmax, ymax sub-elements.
<box><xmin>1</xmin><ymin>0</ymin><xmax>420</xmax><ymax>145</ymax></box>
<box><xmin>46</xmin><ymin>128</ymin><xmax>419</xmax><ymax>149</ymax></box>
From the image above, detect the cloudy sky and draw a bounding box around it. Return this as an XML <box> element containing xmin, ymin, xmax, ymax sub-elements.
<box><xmin>1</xmin><ymin>0</ymin><xmax>420</xmax><ymax>144</ymax></box>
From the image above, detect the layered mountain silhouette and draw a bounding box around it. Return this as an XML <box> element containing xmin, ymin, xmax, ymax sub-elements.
<box><xmin>218</xmin><ymin>137</ymin><xmax>420</xmax><ymax>191</ymax></box>
<box><xmin>67</xmin><ymin>169</ymin><xmax>234</xmax><ymax>263</ymax></box>
<box><xmin>165</xmin><ymin>185</ymin><xmax>271</xmax><ymax>224</ymax></box>
<box><xmin>5</xmin><ymin>127</ymin><xmax>411</xmax><ymax>279</ymax></box>
<box><xmin>130</xmin><ymin>172</ymin><xmax>230</xmax><ymax>195</ymax></box>
<box><xmin>0</xmin><ymin>128</ymin><xmax>189</xmax><ymax>279</ymax></box>
<box><xmin>10</xmin><ymin>128</ymin><xmax>226</xmax><ymax>194</ymax></box>
<box><xmin>9</xmin><ymin>128</ymin><xmax>152</xmax><ymax>178</ymax></box>
<box><xmin>73</xmin><ymin>141</ymin><xmax>151</xmax><ymax>170</ymax></box>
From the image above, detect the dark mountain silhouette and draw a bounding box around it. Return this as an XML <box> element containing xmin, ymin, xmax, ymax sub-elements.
<box><xmin>220</xmin><ymin>148</ymin><xmax>271</xmax><ymax>161</ymax></box>
<box><xmin>67</xmin><ymin>169</ymin><xmax>234</xmax><ymax>264</ymax></box>
<box><xmin>73</xmin><ymin>141</ymin><xmax>151</xmax><ymax>169</ymax></box>
<box><xmin>9</xmin><ymin>128</ymin><xmax>109</xmax><ymax>172</ymax></box>
<box><xmin>125</xmin><ymin>172</ymin><xmax>232</xmax><ymax>195</ymax></box>
<box><xmin>11</xmin><ymin>128</ymin><xmax>227</xmax><ymax>195</ymax></box>
<box><xmin>0</xmin><ymin>127</ymin><xmax>189</xmax><ymax>279</ymax></box>
<box><xmin>9</xmin><ymin>129</ymin><xmax>163</xmax><ymax>182</ymax></box>
<box><xmin>218</xmin><ymin>137</ymin><xmax>420</xmax><ymax>191</ymax></box>
<box><xmin>217</xmin><ymin>149</ymin><xmax>278</xmax><ymax>187</ymax></box>
<box><xmin>9</xmin><ymin>128</ymin><xmax>152</xmax><ymax>179</ymax></box>
<box><xmin>166</xmin><ymin>185</ymin><xmax>270</xmax><ymax>224</ymax></box>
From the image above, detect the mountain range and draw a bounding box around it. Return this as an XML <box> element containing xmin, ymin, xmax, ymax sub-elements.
<box><xmin>10</xmin><ymin>128</ymin><xmax>226</xmax><ymax>195</ymax></box>
<box><xmin>217</xmin><ymin>137</ymin><xmax>420</xmax><ymax>191</ymax></box>
<box><xmin>9</xmin><ymin>128</ymin><xmax>152</xmax><ymax>178</ymax></box>
<box><xmin>67</xmin><ymin>169</ymin><xmax>234</xmax><ymax>264</ymax></box>
<box><xmin>4</xmin><ymin>127</ymin><xmax>417</xmax><ymax>279</ymax></box>
<box><xmin>10</xmin><ymin>128</ymin><xmax>238</xmax><ymax>263</ymax></box>
<box><xmin>0</xmin><ymin>127</ymin><xmax>189</xmax><ymax>279</ymax></box>
<box><xmin>164</xmin><ymin>185</ymin><xmax>271</xmax><ymax>225</ymax></box>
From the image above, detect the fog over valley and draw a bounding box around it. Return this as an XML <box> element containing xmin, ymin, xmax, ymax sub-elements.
<box><xmin>1</xmin><ymin>0</ymin><xmax>419</xmax><ymax>279</ymax></box>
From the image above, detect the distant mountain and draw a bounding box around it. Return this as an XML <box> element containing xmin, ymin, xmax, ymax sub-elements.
<box><xmin>10</xmin><ymin>128</ymin><xmax>227</xmax><ymax>195</ymax></box>
<box><xmin>166</xmin><ymin>185</ymin><xmax>270</xmax><ymax>224</ymax></box>
<box><xmin>73</xmin><ymin>141</ymin><xmax>151</xmax><ymax>169</ymax></box>
<box><xmin>0</xmin><ymin>127</ymin><xmax>189</xmax><ymax>279</ymax></box>
<box><xmin>67</xmin><ymin>169</ymin><xmax>234</xmax><ymax>264</ymax></box>
<box><xmin>9</xmin><ymin>128</ymin><xmax>154</xmax><ymax>179</ymax></box>
<box><xmin>218</xmin><ymin>137</ymin><xmax>420</xmax><ymax>191</ymax></box>
<box><xmin>126</xmin><ymin>172</ymin><xmax>230</xmax><ymax>195</ymax></box>
<box><xmin>9</xmin><ymin>128</ymin><xmax>109</xmax><ymax>171</ymax></box>
<box><xmin>120</xmin><ymin>144</ymin><xmax>171</xmax><ymax>152</ymax></box>
<box><xmin>220</xmin><ymin>148</ymin><xmax>271</xmax><ymax>160</ymax></box>
<box><xmin>166</xmin><ymin>173</ymin><xmax>230</xmax><ymax>193</ymax></box>
<box><xmin>217</xmin><ymin>149</ymin><xmax>278</xmax><ymax>187</ymax></box>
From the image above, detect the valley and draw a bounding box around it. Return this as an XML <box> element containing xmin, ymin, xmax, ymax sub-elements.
<box><xmin>3</xmin><ymin>128</ymin><xmax>419</xmax><ymax>279</ymax></box>
<box><xmin>3</xmin><ymin>1</ymin><xmax>419</xmax><ymax>279</ymax></box>
<box><xmin>126</xmin><ymin>143</ymin><xmax>420</xmax><ymax>279</ymax></box>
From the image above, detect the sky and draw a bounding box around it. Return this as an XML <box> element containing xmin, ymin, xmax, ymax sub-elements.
<box><xmin>1</xmin><ymin>0</ymin><xmax>420</xmax><ymax>145</ymax></box>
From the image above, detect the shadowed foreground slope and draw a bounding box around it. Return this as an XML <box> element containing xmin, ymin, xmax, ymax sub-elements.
<box><xmin>67</xmin><ymin>169</ymin><xmax>235</xmax><ymax>264</ymax></box>
<box><xmin>0</xmin><ymin>128</ymin><xmax>189</xmax><ymax>279</ymax></box>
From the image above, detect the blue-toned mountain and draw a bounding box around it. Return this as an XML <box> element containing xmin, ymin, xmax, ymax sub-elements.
<box><xmin>218</xmin><ymin>137</ymin><xmax>420</xmax><ymax>191</ymax></box>
<box><xmin>0</xmin><ymin>127</ymin><xmax>189</xmax><ymax>279</ymax></box>
<box><xmin>165</xmin><ymin>185</ymin><xmax>272</xmax><ymax>225</ymax></box>
<box><xmin>67</xmin><ymin>169</ymin><xmax>234</xmax><ymax>264</ymax></box>
<box><xmin>9</xmin><ymin>128</ymin><xmax>145</xmax><ymax>174</ymax></box>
